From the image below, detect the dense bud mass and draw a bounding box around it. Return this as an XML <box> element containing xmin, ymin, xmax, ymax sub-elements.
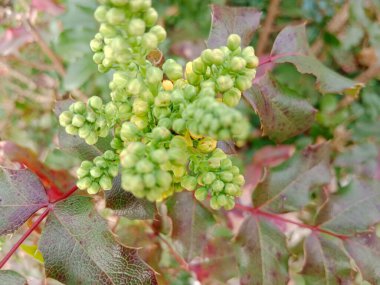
<box><xmin>59</xmin><ymin>0</ymin><xmax>258</xmax><ymax>210</ymax></box>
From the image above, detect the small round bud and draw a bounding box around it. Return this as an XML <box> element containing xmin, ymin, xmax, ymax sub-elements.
<box><xmin>203</xmin><ymin>172</ymin><xmax>216</xmax><ymax>185</ymax></box>
<box><xmin>197</xmin><ymin>137</ymin><xmax>217</xmax><ymax>153</ymax></box>
<box><xmin>77</xmin><ymin>177</ymin><xmax>92</xmax><ymax>190</ymax></box>
<box><xmin>99</xmin><ymin>23</ymin><xmax>117</xmax><ymax>37</ymax></box>
<box><xmin>181</xmin><ymin>176</ymin><xmax>197</xmax><ymax>191</ymax></box>
<box><xmin>128</xmin><ymin>18</ymin><xmax>146</xmax><ymax>36</ymax></box>
<box><xmin>217</xmin><ymin>76</ymin><xmax>234</xmax><ymax>92</ymax></box>
<box><xmin>93</xmin><ymin>52</ymin><xmax>105</xmax><ymax>64</ymax></box>
<box><xmin>236</xmin><ymin>76</ymin><xmax>252</xmax><ymax>91</ymax></box>
<box><xmin>94</xmin><ymin>5</ymin><xmax>108</xmax><ymax>22</ymax></box>
<box><xmin>210</xmin><ymin>196</ymin><xmax>220</xmax><ymax>210</ymax></box>
<box><xmin>211</xmin><ymin>180</ymin><xmax>224</xmax><ymax>192</ymax></box>
<box><xmin>72</xmin><ymin>114</ymin><xmax>86</xmax><ymax>128</ymax></box>
<box><xmin>88</xmin><ymin>96</ymin><xmax>103</xmax><ymax>110</ymax></box>
<box><xmin>230</xmin><ymin>56</ymin><xmax>246</xmax><ymax>72</ymax></box>
<box><xmin>144</xmin><ymin>8</ymin><xmax>158</xmax><ymax>27</ymax></box>
<box><xmin>88</xmin><ymin>182</ymin><xmax>101</xmax><ymax>194</ymax></box>
<box><xmin>151</xmin><ymin>149</ymin><xmax>168</xmax><ymax>164</ymax></box>
<box><xmin>150</xmin><ymin>25</ymin><xmax>166</xmax><ymax>42</ymax></box>
<box><xmin>99</xmin><ymin>175</ymin><xmax>113</xmax><ymax>190</ymax></box>
<box><xmin>227</xmin><ymin>34</ymin><xmax>241</xmax><ymax>51</ymax></box>
<box><xmin>163</xmin><ymin>59</ymin><xmax>183</xmax><ymax>81</ymax></box>
<box><xmin>192</xmin><ymin>58</ymin><xmax>206</xmax><ymax>75</ymax></box>
<box><xmin>172</xmin><ymin>119</ymin><xmax>186</xmax><ymax>134</ymax></box>
<box><xmin>106</xmin><ymin>8</ymin><xmax>125</xmax><ymax>25</ymax></box>
<box><xmin>146</xmin><ymin>66</ymin><xmax>163</xmax><ymax>85</ymax></box>
<box><xmin>85</xmin><ymin>133</ymin><xmax>98</xmax><ymax>145</ymax></box>
<box><xmin>223</xmin><ymin>88</ymin><xmax>241</xmax><ymax>107</ymax></box>
<box><xmin>195</xmin><ymin>187</ymin><xmax>208</xmax><ymax>201</ymax></box>
<box><xmin>59</xmin><ymin>111</ymin><xmax>73</xmax><ymax>127</ymax></box>
<box><xmin>90</xmin><ymin>39</ymin><xmax>103</xmax><ymax>52</ymax></box>
<box><xmin>90</xmin><ymin>167</ymin><xmax>103</xmax><ymax>178</ymax></box>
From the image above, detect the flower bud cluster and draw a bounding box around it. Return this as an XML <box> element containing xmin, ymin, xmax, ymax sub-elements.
<box><xmin>59</xmin><ymin>1</ymin><xmax>258</xmax><ymax>210</ymax></box>
<box><xmin>182</xmin><ymin>148</ymin><xmax>244</xmax><ymax>210</ymax></box>
<box><xmin>76</xmin><ymin>150</ymin><xmax>119</xmax><ymax>194</ymax></box>
<box><xmin>59</xmin><ymin>97</ymin><xmax>115</xmax><ymax>145</ymax></box>
<box><xmin>186</xmin><ymin>34</ymin><xmax>258</xmax><ymax>107</ymax></box>
<box><xmin>91</xmin><ymin>0</ymin><xmax>166</xmax><ymax>72</ymax></box>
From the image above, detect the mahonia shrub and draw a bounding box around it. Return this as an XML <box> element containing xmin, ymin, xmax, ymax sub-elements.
<box><xmin>2</xmin><ymin>1</ymin><xmax>380</xmax><ymax>285</ymax></box>
<box><xmin>59</xmin><ymin>0</ymin><xmax>258</xmax><ymax>210</ymax></box>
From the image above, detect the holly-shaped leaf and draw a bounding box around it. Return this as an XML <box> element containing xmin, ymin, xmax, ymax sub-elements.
<box><xmin>166</xmin><ymin>192</ymin><xmax>215</xmax><ymax>261</ymax></box>
<box><xmin>0</xmin><ymin>168</ymin><xmax>48</xmax><ymax>235</ymax></box>
<box><xmin>247</xmin><ymin>73</ymin><xmax>316</xmax><ymax>142</ymax></box>
<box><xmin>0</xmin><ymin>270</ymin><xmax>28</xmax><ymax>285</ymax></box>
<box><xmin>235</xmin><ymin>216</ymin><xmax>289</xmax><ymax>285</ymax></box>
<box><xmin>207</xmin><ymin>5</ymin><xmax>262</xmax><ymax>48</ymax></box>
<box><xmin>344</xmin><ymin>231</ymin><xmax>380</xmax><ymax>283</ymax></box>
<box><xmin>301</xmin><ymin>233</ymin><xmax>354</xmax><ymax>284</ymax></box>
<box><xmin>105</xmin><ymin>175</ymin><xmax>155</xmax><ymax>220</ymax></box>
<box><xmin>39</xmin><ymin>196</ymin><xmax>157</xmax><ymax>284</ymax></box>
<box><xmin>317</xmin><ymin>178</ymin><xmax>380</xmax><ymax>235</ymax></box>
<box><xmin>252</xmin><ymin>143</ymin><xmax>331</xmax><ymax>213</ymax></box>
<box><xmin>269</xmin><ymin>24</ymin><xmax>362</xmax><ymax>96</ymax></box>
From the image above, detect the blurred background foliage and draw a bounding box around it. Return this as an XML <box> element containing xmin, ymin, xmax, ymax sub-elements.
<box><xmin>1</xmin><ymin>0</ymin><xmax>380</xmax><ymax>284</ymax></box>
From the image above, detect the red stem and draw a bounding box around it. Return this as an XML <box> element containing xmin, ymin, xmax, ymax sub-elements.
<box><xmin>258</xmin><ymin>52</ymin><xmax>302</xmax><ymax>67</ymax></box>
<box><xmin>235</xmin><ymin>204</ymin><xmax>349</xmax><ymax>240</ymax></box>
<box><xmin>50</xmin><ymin>185</ymin><xmax>78</xmax><ymax>203</ymax></box>
<box><xmin>0</xmin><ymin>207</ymin><xmax>51</xmax><ymax>269</ymax></box>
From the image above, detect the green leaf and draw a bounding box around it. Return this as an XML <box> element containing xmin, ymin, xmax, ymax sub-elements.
<box><xmin>235</xmin><ymin>216</ymin><xmax>289</xmax><ymax>285</ymax></box>
<box><xmin>271</xmin><ymin>24</ymin><xmax>363</xmax><ymax>96</ymax></box>
<box><xmin>20</xmin><ymin>244</ymin><xmax>44</xmax><ymax>263</ymax></box>
<box><xmin>301</xmin><ymin>233</ymin><xmax>353</xmax><ymax>284</ymax></box>
<box><xmin>166</xmin><ymin>192</ymin><xmax>215</xmax><ymax>261</ymax></box>
<box><xmin>317</xmin><ymin>178</ymin><xmax>380</xmax><ymax>235</ymax></box>
<box><xmin>248</xmin><ymin>73</ymin><xmax>316</xmax><ymax>142</ymax></box>
<box><xmin>344</xmin><ymin>231</ymin><xmax>380</xmax><ymax>283</ymax></box>
<box><xmin>252</xmin><ymin>143</ymin><xmax>331</xmax><ymax>212</ymax></box>
<box><xmin>207</xmin><ymin>5</ymin><xmax>262</xmax><ymax>48</ymax></box>
<box><xmin>63</xmin><ymin>55</ymin><xmax>95</xmax><ymax>90</ymax></box>
<box><xmin>0</xmin><ymin>270</ymin><xmax>28</xmax><ymax>285</ymax></box>
<box><xmin>0</xmin><ymin>168</ymin><xmax>48</xmax><ymax>235</ymax></box>
<box><xmin>39</xmin><ymin>196</ymin><xmax>157</xmax><ymax>285</ymax></box>
<box><xmin>105</xmin><ymin>175</ymin><xmax>155</xmax><ymax>220</ymax></box>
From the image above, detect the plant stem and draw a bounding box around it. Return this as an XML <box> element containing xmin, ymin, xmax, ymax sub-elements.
<box><xmin>50</xmin><ymin>185</ymin><xmax>78</xmax><ymax>203</ymax></box>
<box><xmin>0</xmin><ymin>207</ymin><xmax>50</xmax><ymax>269</ymax></box>
<box><xmin>235</xmin><ymin>203</ymin><xmax>349</xmax><ymax>240</ymax></box>
<box><xmin>158</xmin><ymin>234</ymin><xmax>190</xmax><ymax>272</ymax></box>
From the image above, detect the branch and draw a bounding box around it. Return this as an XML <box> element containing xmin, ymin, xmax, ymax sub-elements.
<box><xmin>23</xmin><ymin>19</ymin><xmax>65</xmax><ymax>76</ymax></box>
<box><xmin>310</xmin><ymin>1</ymin><xmax>350</xmax><ymax>56</ymax></box>
<box><xmin>256</xmin><ymin>0</ymin><xmax>281</xmax><ymax>56</ymax></box>
<box><xmin>355</xmin><ymin>64</ymin><xmax>380</xmax><ymax>83</ymax></box>
<box><xmin>235</xmin><ymin>204</ymin><xmax>349</xmax><ymax>240</ymax></box>
<box><xmin>158</xmin><ymin>234</ymin><xmax>190</xmax><ymax>272</ymax></box>
<box><xmin>50</xmin><ymin>185</ymin><xmax>78</xmax><ymax>204</ymax></box>
<box><xmin>0</xmin><ymin>207</ymin><xmax>50</xmax><ymax>269</ymax></box>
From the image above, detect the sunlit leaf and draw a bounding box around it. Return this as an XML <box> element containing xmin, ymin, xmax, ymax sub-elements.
<box><xmin>39</xmin><ymin>196</ymin><xmax>157</xmax><ymax>284</ymax></box>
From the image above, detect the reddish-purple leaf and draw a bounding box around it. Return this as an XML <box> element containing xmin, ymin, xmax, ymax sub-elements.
<box><xmin>166</xmin><ymin>192</ymin><xmax>215</xmax><ymax>262</ymax></box>
<box><xmin>301</xmin><ymin>233</ymin><xmax>354</xmax><ymax>284</ymax></box>
<box><xmin>207</xmin><ymin>5</ymin><xmax>262</xmax><ymax>48</ymax></box>
<box><xmin>0</xmin><ymin>141</ymin><xmax>76</xmax><ymax>202</ymax></box>
<box><xmin>247</xmin><ymin>73</ymin><xmax>316</xmax><ymax>142</ymax></box>
<box><xmin>252</xmin><ymin>143</ymin><xmax>331</xmax><ymax>213</ymax></box>
<box><xmin>317</xmin><ymin>178</ymin><xmax>380</xmax><ymax>235</ymax></box>
<box><xmin>0</xmin><ymin>27</ymin><xmax>33</xmax><ymax>56</ymax></box>
<box><xmin>39</xmin><ymin>196</ymin><xmax>157</xmax><ymax>284</ymax></box>
<box><xmin>344</xmin><ymin>231</ymin><xmax>380</xmax><ymax>283</ymax></box>
<box><xmin>0</xmin><ymin>168</ymin><xmax>48</xmax><ymax>235</ymax></box>
<box><xmin>235</xmin><ymin>216</ymin><xmax>289</xmax><ymax>285</ymax></box>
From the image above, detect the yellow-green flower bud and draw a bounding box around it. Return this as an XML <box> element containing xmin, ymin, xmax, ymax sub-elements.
<box><xmin>227</xmin><ymin>34</ymin><xmax>241</xmax><ymax>51</ymax></box>
<box><xmin>195</xmin><ymin>187</ymin><xmax>208</xmax><ymax>201</ymax></box>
